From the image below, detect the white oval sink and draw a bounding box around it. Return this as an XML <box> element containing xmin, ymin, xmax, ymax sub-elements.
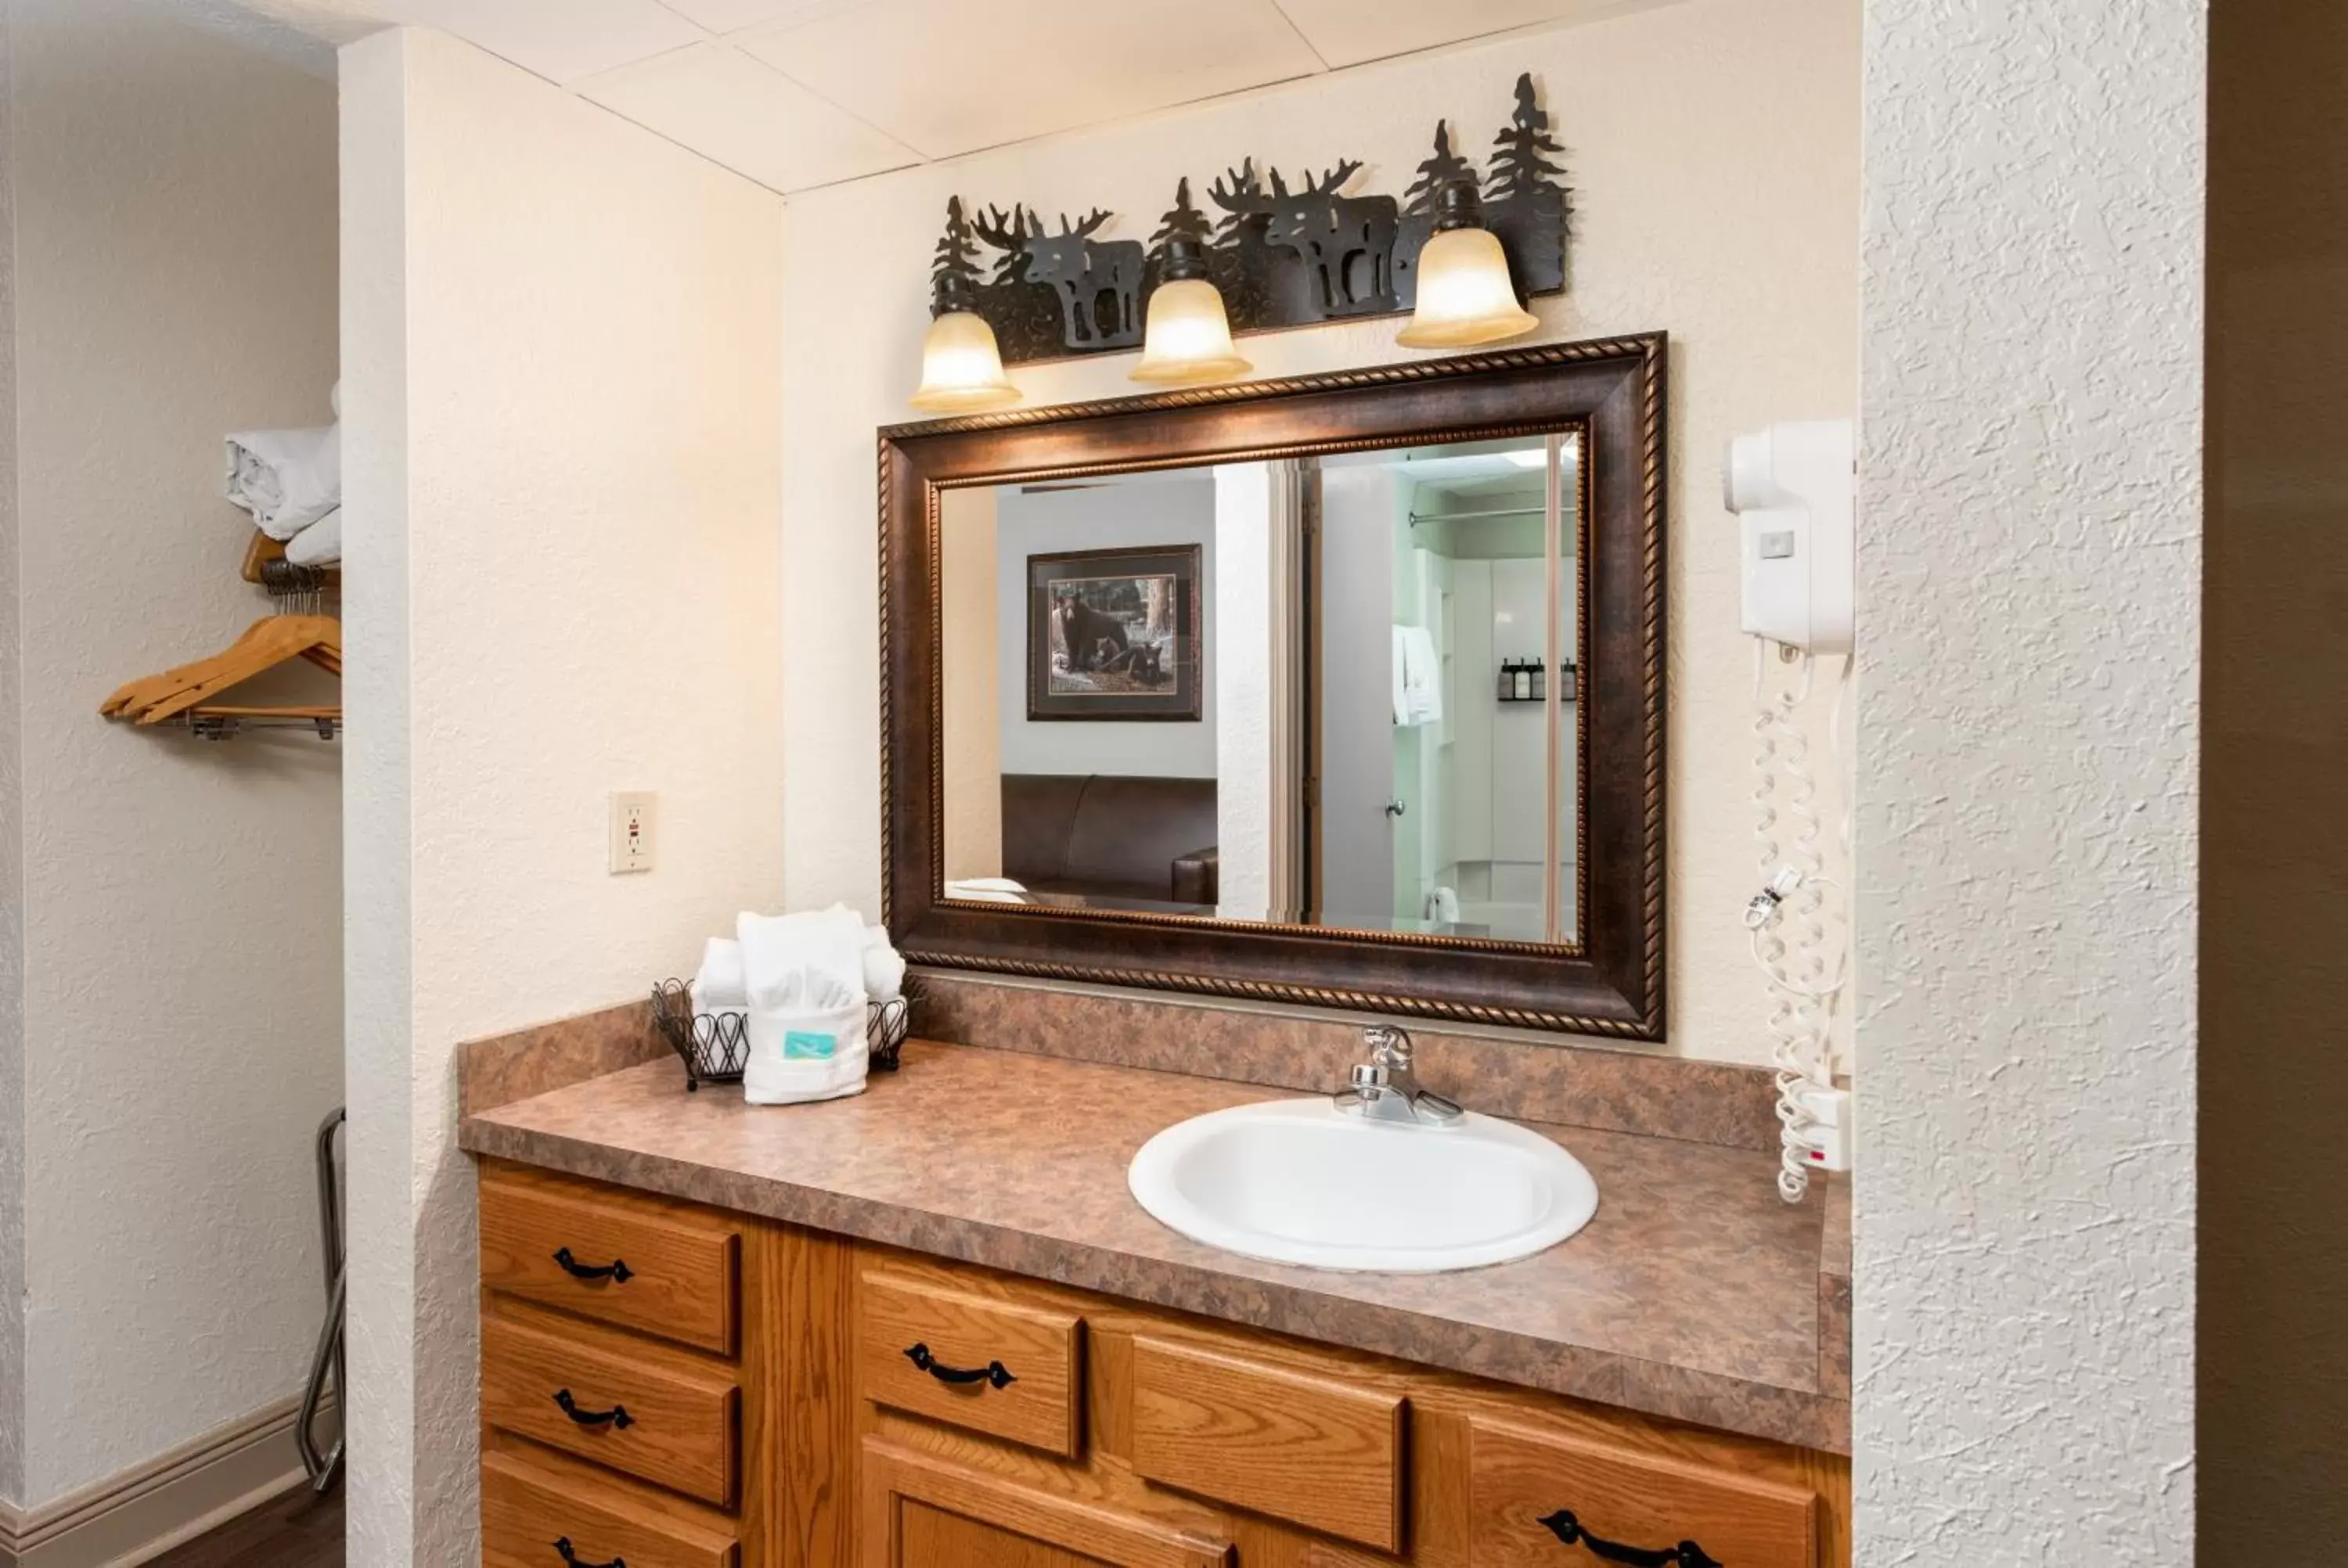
<box><xmin>1128</xmin><ymin>1099</ymin><xmax>1598</xmax><ymax>1273</ymax></box>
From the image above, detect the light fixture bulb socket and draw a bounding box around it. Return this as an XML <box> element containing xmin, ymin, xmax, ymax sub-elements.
<box><xmin>1160</xmin><ymin>237</ymin><xmax>1212</xmax><ymax>283</ymax></box>
<box><xmin>930</xmin><ymin>270</ymin><xmax>979</xmax><ymax>319</ymax></box>
<box><xmin>1432</xmin><ymin>180</ymin><xmax>1485</xmax><ymax>234</ymax></box>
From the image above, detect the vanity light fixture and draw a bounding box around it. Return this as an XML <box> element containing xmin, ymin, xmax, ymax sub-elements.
<box><xmin>1130</xmin><ymin>239</ymin><xmax>1252</xmax><ymax>387</ymax></box>
<box><xmin>910</xmin><ymin>271</ymin><xmax>1021</xmax><ymax>414</ymax></box>
<box><xmin>1395</xmin><ymin>182</ymin><xmax>1540</xmax><ymax>350</ymax></box>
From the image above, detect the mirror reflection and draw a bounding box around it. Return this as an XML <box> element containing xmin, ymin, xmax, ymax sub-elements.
<box><xmin>938</xmin><ymin>433</ymin><xmax>1580</xmax><ymax>943</ymax></box>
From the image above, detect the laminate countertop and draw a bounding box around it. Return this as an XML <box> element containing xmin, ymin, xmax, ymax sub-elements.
<box><xmin>459</xmin><ymin>1040</ymin><xmax>1850</xmax><ymax>1452</ymax></box>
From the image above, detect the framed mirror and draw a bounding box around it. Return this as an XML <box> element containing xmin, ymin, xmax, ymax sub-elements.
<box><xmin>880</xmin><ymin>335</ymin><xmax>1666</xmax><ymax>1038</ymax></box>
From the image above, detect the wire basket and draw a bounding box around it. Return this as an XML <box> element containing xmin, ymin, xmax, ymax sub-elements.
<box><xmin>651</xmin><ymin>978</ymin><xmax>916</xmax><ymax>1091</ymax></box>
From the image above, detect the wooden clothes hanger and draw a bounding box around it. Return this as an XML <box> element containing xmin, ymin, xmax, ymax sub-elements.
<box><xmin>101</xmin><ymin>613</ymin><xmax>342</xmax><ymax>728</ymax></box>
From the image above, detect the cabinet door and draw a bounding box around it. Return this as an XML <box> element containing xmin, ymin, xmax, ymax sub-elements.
<box><xmin>860</xmin><ymin>1440</ymin><xmax>1230</xmax><ymax>1568</ymax></box>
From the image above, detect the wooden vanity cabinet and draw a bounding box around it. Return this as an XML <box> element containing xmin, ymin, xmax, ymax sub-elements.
<box><xmin>477</xmin><ymin>1163</ymin><xmax>1849</xmax><ymax>1568</ymax></box>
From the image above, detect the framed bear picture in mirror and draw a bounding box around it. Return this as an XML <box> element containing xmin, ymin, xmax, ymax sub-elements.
<box><xmin>880</xmin><ymin>334</ymin><xmax>1667</xmax><ymax>1038</ymax></box>
<box><xmin>1027</xmin><ymin>543</ymin><xmax>1202</xmax><ymax>722</ymax></box>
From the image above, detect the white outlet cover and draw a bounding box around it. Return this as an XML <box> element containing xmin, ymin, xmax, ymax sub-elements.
<box><xmin>609</xmin><ymin>790</ymin><xmax>657</xmax><ymax>874</ymax></box>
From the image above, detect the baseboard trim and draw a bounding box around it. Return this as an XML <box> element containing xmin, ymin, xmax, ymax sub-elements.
<box><xmin>0</xmin><ymin>1392</ymin><xmax>337</xmax><ymax>1568</ymax></box>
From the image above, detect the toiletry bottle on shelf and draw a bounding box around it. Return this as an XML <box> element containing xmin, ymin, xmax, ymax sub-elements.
<box><xmin>1532</xmin><ymin>660</ymin><xmax>1546</xmax><ymax>701</ymax></box>
<box><xmin>1497</xmin><ymin>660</ymin><xmax>1516</xmax><ymax>701</ymax></box>
<box><xmin>1514</xmin><ymin>659</ymin><xmax>1533</xmax><ymax>700</ymax></box>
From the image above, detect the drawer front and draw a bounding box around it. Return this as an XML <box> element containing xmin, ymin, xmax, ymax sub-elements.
<box><xmin>1468</xmin><ymin>1417</ymin><xmax>1820</xmax><ymax>1568</ymax></box>
<box><xmin>482</xmin><ymin>1452</ymin><xmax>737</xmax><ymax>1568</ymax></box>
<box><xmin>1130</xmin><ymin>1336</ymin><xmax>1405</xmax><ymax>1553</ymax></box>
<box><xmin>481</xmin><ymin>1172</ymin><xmax>740</xmax><ymax>1355</ymax></box>
<box><xmin>858</xmin><ymin>1271</ymin><xmax>1085</xmax><ymax>1458</ymax></box>
<box><xmin>482</xmin><ymin>1315</ymin><xmax>739</xmax><ymax>1506</ymax></box>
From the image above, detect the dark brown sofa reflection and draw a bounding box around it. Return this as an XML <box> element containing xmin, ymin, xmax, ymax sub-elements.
<box><xmin>1000</xmin><ymin>774</ymin><xmax>1219</xmax><ymax>908</ymax></box>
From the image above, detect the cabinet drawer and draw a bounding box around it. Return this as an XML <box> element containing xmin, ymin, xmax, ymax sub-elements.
<box><xmin>1468</xmin><ymin>1416</ymin><xmax>1820</xmax><ymax>1568</ymax></box>
<box><xmin>857</xmin><ymin>1271</ymin><xmax>1085</xmax><ymax>1458</ymax></box>
<box><xmin>482</xmin><ymin>1451</ymin><xmax>736</xmax><ymax>1568</ymax></box>
<box><xmin>481</xmin><ymin>1170</ymin><xmax>740</xmax><ymax>1355</ymax></box>
<box><xmin>1131</xmin><ymin>1336</ymin><xmax>1405</xmax><ymax>1552</ymax></box>
<box><xmin>482</xmin><ymin>1315</ymin><xmax>739</xmax><ymax>1506</ymax></box>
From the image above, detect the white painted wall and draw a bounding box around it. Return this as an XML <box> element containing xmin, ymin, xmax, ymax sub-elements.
<box><xmin>1853</xmin><ymin>0</ymin><xmax>2204</xmax><ymax>1558</ymax></box>
<box><xmin>1</xmin><ymin>0</ymin><xmax>341</xmax><ymax>1509</ymax></box>
<box><xmin>938</xmin><ymin>486</ymin><xmax>1002</xmax><ymax>883</ymax></box>
<box><xmin>994</xmin><ymin>478</ymin><xmax>1217</xmax><ymax>779</ymax></box>
<box><xmin>1211</xmin><ymin>464</ymin><xmax>1273</xmax><ymax>915</ymax></box>
<box><xmin>779</xmin><ymin>0</ymin><xmax>1860</xmax><ymax>1065</ymax></box>
<box><xmin>340</xmin><ymin>28</ymin><xmax>786</xmax><ymax>1564</ymax></box>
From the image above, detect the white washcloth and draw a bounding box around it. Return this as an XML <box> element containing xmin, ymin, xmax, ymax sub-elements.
<box><xmin>944</xmin><ymin>877</ymin><xmax>1030</xmax><ymax>904</ymax></box>
<box><xmin>737</xmin><ymin>905</ymin><xmax>869</xmax><ymax>1012</ymax></box>
<box><xmin>284</xmin><ymin>505</ymin><xmax>342</xmax><ymax>566</ymax></box>
<box><xmin>693</xmin><ymin>936</ymin><xmax>747</xmax><ymax>1011</ymax></box>
<box><xmin>860</xmin><ymin>924</ymin><xmax>906</xmax><ymax>1002</ymax></box>
<box><xmin>225</xmin><ymin>424</ymin><xmax>340</xmax><ymax>540</ymax></box>
<box><xmin>1392</xmin><ymin>625</ymin><xmax>1442</xmax><ymax>726</ymax></box>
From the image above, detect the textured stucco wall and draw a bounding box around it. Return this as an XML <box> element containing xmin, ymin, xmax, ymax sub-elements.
<box><xmin>340</xmin><ymin>28</ymin><xmax>787</xmax><ymax>1565</ymax></box>
<box><xmin>1853</xmin><ymin>0</ymin><xmax>2204</xmax><ymax>1558</ymax></box>
<box><xmin>0</xmin><ymin>0</ymin><xmax>21</xmax><ymax>1517</ymax></box>
<box><xmin>7</xmin><ymin>0</ymin><xmax>343</xmax><ymax>1507</ymax></box>
<box><xmin>779</xmin><ymin>0</ymin><xmax>1860</xmax><ymax>1066</ymax></box>
<box><xmin>2199</xmin><ymin>0</ymin><xmax>2348</xmax><ymax>1548</ymax></box>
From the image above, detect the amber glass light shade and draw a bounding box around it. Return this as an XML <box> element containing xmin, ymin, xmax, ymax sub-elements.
<box><xmin>1131</xmin><ymin>277</ymin><xmax>1251</xmax><ymax>386</ymax></box>
<box><xmin>911</xmin><ymin>307</ymin><xmax>1020</xmax><ymax>413</ymax></box>
<box><xmin>1396</xmin><ymin>225</ymin><xmax>1540</xmax><ymax>348</ymax></box>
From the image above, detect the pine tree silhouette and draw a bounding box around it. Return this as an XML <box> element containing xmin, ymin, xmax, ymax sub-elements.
<box><xmin>1403</xmin><ymin>121</ymin><xmax>1475</xmax><ymax>217</ymax></box>
<box><xmin>1149</xmin><ymin>177</ymin><xmax>1212</xmax><ymax>260</ymax></box>
<box><xmin>931</xmin><ymin>196</ymin><xmax>982</xmax><ymax>288</ymax></box>
<box><xmin>1486</xmin><ymin>74</ymin><xmax>1566</xmax><ymax>201</ymax></box>
<box><xmin>1479</xmin><ymin>73</ymin><xmax>1572</xmax><ymax>295</ymax></box>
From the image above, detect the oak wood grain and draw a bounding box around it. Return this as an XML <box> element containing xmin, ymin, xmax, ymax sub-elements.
<box><xmin>859</xmin><ymin>1270</ymin><xmax>1086</xmax><ymax>1458</ymax></box>
<box><xmin>484</xmin><ymin>1448</ymin><xmax>739</xmax><ymax>1568</ymax></box>
<box><xmin>481</xmin><ymin>1311</ymin><xmax>740</xmax><ymax>1507</ymax></box>
<box><xmin>1465</xmin><ymin>1415</ymin><xmax>1819</xmax><ymax>1567</ymax></box>
<box><xmin>1130</xmin><ymin>1335</ymin><xmax>1406</xmax><ymax>1552</ymax></box>
<box><xmin>481</xmin><ymin>1161</ymin><xmax>740</xmax><ymax>1355</ymax></box>
<box><xmin>862</xmin><ymin>1439</ymin><xmax>1232</xmax><ymax>1568</ymax></box>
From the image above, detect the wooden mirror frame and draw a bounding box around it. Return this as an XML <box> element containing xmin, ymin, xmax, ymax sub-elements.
<box><xmin>879</xmin><ymin>333</ymin><xmax>1667</xmax><ymax>1039</ymax></box>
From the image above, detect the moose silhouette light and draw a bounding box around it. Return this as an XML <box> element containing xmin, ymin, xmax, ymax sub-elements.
<box><xmin>917</xmin><ymin>73</ymin><xmax>1572</xmax><ymax>372</ymax></box>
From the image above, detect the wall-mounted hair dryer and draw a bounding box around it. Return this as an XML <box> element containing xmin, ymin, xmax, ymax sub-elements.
<box><xmin>1723</xmin><ymin>419</ymin><xmax>1855</xmax><ymax>655</ymax></box>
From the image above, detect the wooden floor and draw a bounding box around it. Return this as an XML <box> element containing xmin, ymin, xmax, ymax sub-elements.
<box><xmin>146</xmin><ymin>1483</ymin><xmax>342</xmax><ymax>1568</ymax></box>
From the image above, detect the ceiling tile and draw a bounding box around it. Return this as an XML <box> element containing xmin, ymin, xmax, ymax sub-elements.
<box><xmin>653</xmin><ymin>0</ymin><xmax>872</xmax><ymax>35</ymax></box>
<box><xmin>370</xmin><ymin>0</ymin><xmax>707</xmax><ymax>85</ymax></box>
<box><xmin>578</xmin><ymin>43</ymin><xmax>921</xmax><ymax>191</ymax></box>
<box><xmin>740</xmin><ymin>0</ymin><xmax>1324</xmax><ymax>160</ymax></box>
<box><xmin>1273</xmin><ymin>0</ymin><xmax>1657</xmax><ymax>70</ymax></box>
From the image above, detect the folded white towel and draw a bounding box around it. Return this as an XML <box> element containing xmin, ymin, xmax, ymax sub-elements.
<box><xmin>284</xmin><ymin>505</ymin><xmax>342</xmax><ymax>567</ymax></box>
<box><xmin>944</xmin><ymin>876</ymin><xmax>1030</xmax><ymax>904</ymax></box>
<box><xmin>225</xmin><ymin>424</ymin><xmax>340</xmax><ymax>541</ymax></box>
<box><xmin>737</xmin><ymin>905</ymin><xmax>868</xmax><ymax>1012</ymax></box>
<box><xmin>860</xmin><ymin>923</ymin><xmax>906</xmax><ymax>1002</ymax></box>
<box><xmin>693</xmin><ymin>936</ymin><xmax>748</xmax><ymax>1010</ymax></box>
<box><xmin>1391</xmin><ymin>625</ymin><xmax>1442</xmax><ymax>727</ymax></box>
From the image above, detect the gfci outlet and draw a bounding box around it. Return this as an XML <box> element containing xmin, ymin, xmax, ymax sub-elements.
<box><xmin>609</xmin><ymin>791</ymin><xmax>657</xmax><ymax>874</ymax></box>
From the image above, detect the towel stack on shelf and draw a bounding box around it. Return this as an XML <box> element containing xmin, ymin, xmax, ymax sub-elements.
<box><xmin>225</xmin><ymin>381</ymin><xmax>343</xmax><ymax>566</ymax></box>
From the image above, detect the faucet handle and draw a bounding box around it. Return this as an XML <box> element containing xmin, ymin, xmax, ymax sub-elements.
<box><xmin>1363</xmin><ymin>1024</ymin><xmax>1413</xmax><ymax>1068</ymax></box>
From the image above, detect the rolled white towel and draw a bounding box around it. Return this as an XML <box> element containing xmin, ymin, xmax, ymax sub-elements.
<box><xmin>943</xmin><ymin>876</ymin><xmax>1030</xmax><ymax>904</ymax></box>
<box><xmin>225</xmin><ymin>423</ymin><xmax>340</xmax><ymax>540</ymax></box>
<box><xmin>737</xmin><ymin>904</ymin><xmax>868</xmax><ymax>1012</ymax></box>
<box><xmin>692</xmin><ymin>936</ymin><xmax>748</xmax><ymax>1012</ymax></box>
<box><xmin>860</xmin><ymin>923</ymin><xmax>906</xmax><ymax>1002</ymax></box>
<box><xmin>284</xmin><ymin>505</ymin><xmax>342</xmax><ymax>566</ymax></box>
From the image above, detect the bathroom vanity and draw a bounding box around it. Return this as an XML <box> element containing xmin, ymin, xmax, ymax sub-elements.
<box><xmin>462</xmin><ymin>1040</ymin><xmax>1849</xmax><ymax>1568</ymax></box>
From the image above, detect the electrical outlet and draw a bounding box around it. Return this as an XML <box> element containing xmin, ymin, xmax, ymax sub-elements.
<box><xmin>609</xmin><ymin>791</ymin><xmax>656</xmax><ymax>875</ymax></box>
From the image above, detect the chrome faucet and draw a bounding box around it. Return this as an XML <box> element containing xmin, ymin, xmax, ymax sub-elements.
<box><xmin>1334</xmin><ymin>1025</ymin><xmax>1464</xmax><ymax>1127</ymax></box>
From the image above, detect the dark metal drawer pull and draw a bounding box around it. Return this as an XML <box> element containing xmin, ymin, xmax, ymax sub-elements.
<box><xmin>551</xmin><ymin>1247</ymin><xmax>632</xmax><ymax>1284</ymax></box>
<box><xmin>1537</xmin><ymin>1509</ymin><xmax>1720</xmax><ymax>1567</ymax></box>
<box><xmin>553</xmin><ymin>1537</ymin><xmax>625</xmax><ymax>1568</ymax></box>
<box><xmin>902</xmin><ymin>1341</ymin><xmax>1017</xmax><ymax>1390</ymax></box>
<box><xmin>551</xmin><ymin>1389</ymin><xmax>635</xmax><ymax>1430</ymax></box>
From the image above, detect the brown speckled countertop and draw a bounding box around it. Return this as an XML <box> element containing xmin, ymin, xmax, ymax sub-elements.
<box><xmin>460</xmin><ymin>1041</ymin><xmax>1849</xmax><ymax>1452</ymax></box>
